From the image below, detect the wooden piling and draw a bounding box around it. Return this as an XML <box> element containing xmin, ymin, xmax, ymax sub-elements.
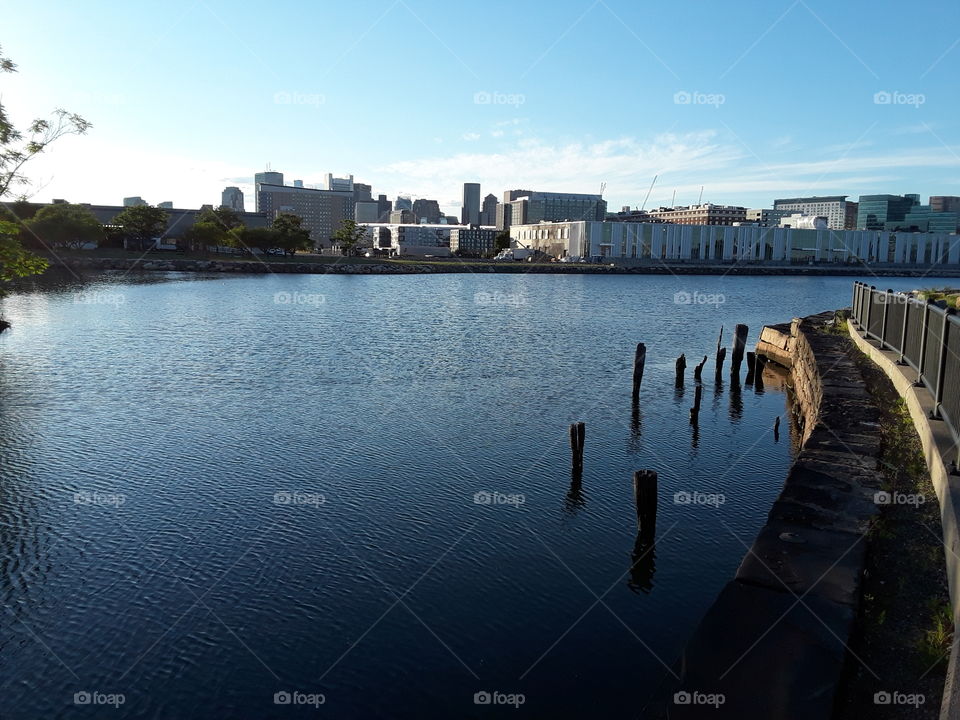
<box><xmin>689</xmin><ymin>384</ymin><xmax>703</xmax><ymax>423</ymax></box>
<box><xmin>745</xmin><ymin>351</ymin><xmax>756</xmax><ymax>385</ymax></box>
<box><xmin>694</xmin><ymin>355</ymin><xmax>707</xmax><ymax>383</ymax></box>
<box><xmin>675</xmin><ymin>353</ymin><xmax>687</xmax><ymax>386</ymax></box>
<box><xmin>716</xmin><ymin>325</ymin><xmax>724</xmax><ymax>354</ymax></box>
<box><xmin>569</xmin><ymin>422</ymin><xmax>585</xmax><ymax>474</ymax></box>
<box><xmin>731</xmin><ymin>324</ymin><xmax>749</xmax><ymax>374</ymax></box>
<box><xmin>773</xmin><ymin>416</ymin><xmax>780</xmax><ymax>441</ymax></box>
<box><xmin>715</xmin><ymin>347</ymin><xmax>727</xmax><ymax>379</ymax></box>
<box><xmin>633</xmin><ymin>470</ymin><xmax>658</xmax><ymax>534</ymax></box>
<box><xmin>632</xmin><ymin>343</ymin><xmax>646</xmax><ymax>402</ymax></box>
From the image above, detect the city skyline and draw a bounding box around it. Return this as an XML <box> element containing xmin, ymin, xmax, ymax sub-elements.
<box><xmin>3</xmin><ymin>0</ymin><xmax>959</xmax><ymax>214</ymax></box>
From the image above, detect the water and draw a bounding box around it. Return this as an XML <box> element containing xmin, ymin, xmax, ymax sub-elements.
<box><xmin>0</xmin><ymin>271</ymin><xmax>947</xmax><ymax>719</ymax></box>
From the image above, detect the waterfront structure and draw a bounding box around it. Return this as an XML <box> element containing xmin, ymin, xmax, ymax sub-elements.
<box><xmin>363</xmin><ymin>223</ymin><xmax>456</xmax><ymax>257</ymax></box>
<box><xmin>510</xmin><ymin>220</ymin><xmax>960</xmax><ymax>266</ymax></box>
<box><xmin>647</xmin><ymin>203</ymin><xmax>746</xmax><ymax>226</ymax></box>
<box><xmin>255</xmin><ymin>171</ymin><xmax>284</xmax><ymax>187</ymax></box>
<box><xmin>480</xmin><ymin>193</ymin><xmax>498</xmax><ymax>226</ymax></box>
<box><xmin>123</xmin><ymin>196</ymin><xmax>147</xmax><ymax>207</ymax></box>
<box><xmin>857</xmin><ymin>194</ymin><xmax>920</xmax><ymax>230</ymax></box>
<box><xmin>221</xmin><ymin>186</ymin><xmax>245</xmax><ymax>212</ymax></box>
<box><xmin>449</xmin><ymin>227</ymin><xmax>497</xmax><ymax>255</ymax></box>
<box><xmin>412</xmin><ymin>198</ymin><xmax>442</xmax><ymax>224</ymax></box>
<box><xmin>255</xmin><ymin>182</ymin><xmax>354</xmax><ymax>249</ymax></box>
<box><xmin>772</xmin><ymin>196</ymin><xmax>858</xmax><ymax>230</ymax></box>
<box><xmin>461</xmin><ymin>182</ymin><xmax>481</xmax><ymax>226</ymax></box>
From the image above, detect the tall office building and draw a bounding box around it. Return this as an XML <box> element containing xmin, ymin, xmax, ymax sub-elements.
<box><xmin>506</xmin><ymin>190</ymin><xmax>606</xmax><ymax>228</ymax></box>
<box><xmin>123</xmin><ymin>196</ymin><xmax>147</xmax><ymax>207</ymax></box>
<box><xmin>221</xmin><ymin>186</ymin><xmax>245</xmax><ymax>212</ymax></box>
<box><xmin>772</xmin><ymin>196</ymin><xmax>857</xmax><ymax>230</ymax></box>
<box><xmin>480</xmin><ymin>193</ymin><xmax>498</xmax><ymax>226</ymax></box>
<box><xmin>412</xmin><ymin>198</ymin><xmax>442</xmax><ymax>224</ymax></box>
<box><xmin>158</xmin><ymin>201</ymin><xmax>173</xmax><ymax>209</ymax></box>
<box><xmin>930</xmin><ymin>196</ymin><xmax>960</xmax><ymax>214</ymax></box>
<box><xmin>497</xmin><ymin>189</ymin><xmax>535</xmax><ymax>230</ymax></box>
<box><xmin>256</xmin><ymin>181</ymin><xmax>354</xmax><ymax>250</ymax></box>
<box><xmin>857</xmin><ymin>194</ymin><xmax>920</xmax><ymax>230</ymax></box>
<box><xmin>323</xmin><ymin>174</ymin><xmax>354</xmax><ymax>192</ymax></box>
<box><xmin>376</xmin><ymin>194</ymin><xmax>392</xmax><ymax>222</ymax></box>
<box><xmin>461</xmin><ymin>183</ymin><xmax>481</xmax><ymax>226</ymax></box>
<box><xmin>394</xmin><ymin>196</ymin><xmax>413</xmax><ymax>211</ymax></box>
<box><xmin>254</xmin><ymin>171</ymin><xmax>284</xmax><ymax>188</ymax></box>
<box><xmin>354</xmin><ymin>183</ymin><xmax>373</xmax><ymax>202</ymax></box>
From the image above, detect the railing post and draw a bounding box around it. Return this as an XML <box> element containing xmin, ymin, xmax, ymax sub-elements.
<box><xmin>864</xmin><ymin>285</ymin><xmax>874</xmax><ymax>338</ymax></box>
<box><xmin>880</xmin><ymin>288</ymin><xmax>892</xmax><ymax>347</ymax></box>
<box><xmin>917</xmin><ymin>300</ymin><xmax>933</xmax><ymax>387</ymax></box>
<box><xmin>898</xmin><ymin>295</ymin><xmax>910</xmax><ymax>365</ymax></box>
<box><xmin>932</xmin><ymin>308</ymin><xmax>954</xmax><ymax>419</ymax></box>
<box><xmin>852</xmin><ymin>282</ymin><xmax>860</xmax><ymax>327</ymax></box>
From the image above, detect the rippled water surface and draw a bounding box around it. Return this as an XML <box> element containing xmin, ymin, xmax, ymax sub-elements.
<box><xmin>0</xmin><ymin>271</ymin><xmax>949</xmax><ymax>719</ymax></box>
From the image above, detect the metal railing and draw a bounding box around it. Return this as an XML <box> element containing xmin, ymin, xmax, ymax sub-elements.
<box><xmin>851</xmin><ymin>281</ymin><xmax>960</xmax><ymax>470</ymax></box>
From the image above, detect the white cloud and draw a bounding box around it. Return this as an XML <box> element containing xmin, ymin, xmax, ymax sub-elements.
<box><xmin>462</xmin><ymin>132</ymin><xmax>481</xmax><ymax>141</ymax></box>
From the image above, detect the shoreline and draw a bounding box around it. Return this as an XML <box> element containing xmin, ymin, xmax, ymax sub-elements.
<box><xmin>41</xmin><ymin>255</ymin><xmax>960</xmax><ymax>278</ymax></box>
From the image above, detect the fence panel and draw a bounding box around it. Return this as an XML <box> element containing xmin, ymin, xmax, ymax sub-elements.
<box><xmin>922</xmin><ymin>307</ymin><xmax>945</xmax><ymax>395</ymax></box>
<box><xmin>942</xmin><ymin>317</ymin><xmax>960</xmax><ymax>440</ymax></box>
<box><xmin>903</xmin><ymin>302</ymin><xmax>925</xmax><ymax>370</ymax></box>
<box><xmin>885</xmin><ymin>300</ymin><xmax>906</xmax><ymax>353</ymax></box>
<box><xmin>867</xmin><ymin>292</ymin><xmax>886</xmax><ymax>339</ymax></box>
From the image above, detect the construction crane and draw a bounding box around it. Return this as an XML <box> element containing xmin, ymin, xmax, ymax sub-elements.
<box><xmin>640</xmin><ymin>175</ymin><xmax>658</xmax><ymax>211</ymax></box>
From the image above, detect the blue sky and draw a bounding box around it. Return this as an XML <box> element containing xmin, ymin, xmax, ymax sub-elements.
<box><xmin>3</xmin><ymin>0</ymin><xmax>959</xmax><ymax>215</ymax></box>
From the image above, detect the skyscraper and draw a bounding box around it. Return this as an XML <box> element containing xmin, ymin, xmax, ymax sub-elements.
<box><xmin>857</xmin><ymin>194</ymin><xmax>920</xmax><ymax>230</ymax></box>
<box><xmin>254</xmin><ymin>171</ymin><xmax>284</xmax><ymax>188</ymax></box>
<box><xmin>480</xmin><ymin>193</ymin><xmax>498</xmax><ymax>226</ymax></box>
<box><xmin>394</xmin><ymin>196</ymin><xmax>413</xmax><ymax>211</ymax></box>
<box><xmin>221</xmin><ymin>186</ymin><xmax>245</xmax><ymax>212</ymax></box>
<box><xmin>412</xmin><ymin>198</ymin><xmax>442</xmax><ymax>224</ymax></box>
<box><xmin>461</xmin><ymin>183</ymin><xmax>481</xmax><ymax>226</ymax></box>
<box><xmin>256</xmin><ymin>181</ymin><xmax>354</xmax><ymax>250</ymax></box>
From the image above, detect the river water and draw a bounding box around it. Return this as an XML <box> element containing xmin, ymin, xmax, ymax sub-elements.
<box><xmin>0</xmin><ymin>271</ymin><xmax>949</xmax><ymax>718</ymax></box>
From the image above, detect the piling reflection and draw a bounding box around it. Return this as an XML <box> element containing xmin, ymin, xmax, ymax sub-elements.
<box><xmin>564</xmin><ymin>474</ymin><xmax>586</xmax><ymax>514</ymax></box>
<box><xmin>628</xmin><ymin>534</ymin><xmax>657</xmax><ymax>594</ymax></box>
<box><xmin>628</xmin><ymin>402</ymin><xmax>643</xmax><ymax>453</ymax></box>
<box><xmin>729</xmin><ymin>374</ymin><xmax>743</xmax><ymax>420</ymax></box>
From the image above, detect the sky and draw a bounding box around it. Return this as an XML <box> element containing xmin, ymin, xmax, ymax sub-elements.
<box><xmin>3</xmin><ymin>0</ymin><xmax>959</xmax><ymax>216</ymax></box>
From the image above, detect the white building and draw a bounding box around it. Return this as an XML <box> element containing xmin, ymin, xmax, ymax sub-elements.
<box><xmin>778</xmin><ymin>214</ymin><xmax>828</xmax><ymax>230</ymax></box>
<box><xmin>510</xmin><ymin>220</ymin><xmax>960</xmax><ymax>265</ymax></box>
<box><xmin>362</xmin><ymin>223</ymin><xmax>457</xmax><ymax>257</ymax></box>
<box><xmin>773</xmin><ymin>196</ymin><xmax>856</xmax><ymax>230</ymax></box>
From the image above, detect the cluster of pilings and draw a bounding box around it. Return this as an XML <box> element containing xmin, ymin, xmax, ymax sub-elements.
<box><xmin>565</xmin><ymin>322</ymin><xmax>784</xmax><ymax>552</ymax></box>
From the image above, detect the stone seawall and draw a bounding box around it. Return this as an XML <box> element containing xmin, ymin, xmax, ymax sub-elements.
<box><xmin>42</xmin><ymin>255</ymin><xmax>960</xmax><ymax>277</ymax></box>
<box><xmin>662</xmin><ymin>312</ymin><xmax>883</xmax><ymax>719</ymax></box>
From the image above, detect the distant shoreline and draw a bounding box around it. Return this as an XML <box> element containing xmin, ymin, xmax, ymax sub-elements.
<box><xmin>42</xmin><ymin>254</ymin><xmax>960</xmax><ymax>278</ymax></box>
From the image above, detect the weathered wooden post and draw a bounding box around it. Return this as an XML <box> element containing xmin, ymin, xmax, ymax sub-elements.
<box><xmin>689</xmin><ymin>384</ymin><xmax>703</xmax><ymax>423</ymax></box>
<box><xmin>694</xmin><ymin>355</ymin><xmax>707</xmax><ymax>382</ymax></box>
<box><xmin>716</xmin><ymin>325</ymin><xmax>724</xmax><ymax>354</ymax></box>
<box><xmin>773</xmin><ymin>415</ymin><xmax>781</xmax><ymax>442</ymax></box>
<box><xmin>569</xmin><ymin>422</ymin><xmax>585</xmax><ymax>475</ymax></box>
<box><xmin>731</xmin><ymin>324</ymin><xmax>749</xmax><ymax>374</ymax></box>
<box><xmin>633</xmin><ymin>470</ymin><xmax>658</xmax><ymax>537</ymax></box>
<box><xmin>715</xmin><ymin>347</ymin><xmax>727</xmax><ymax>379</ymax></box>
<box><xmin>632</xmin><ymin>343</ymin><xmax>646</xmax><ymax>402</ymax></box>
<box><xmin>745</xmin><ymin>351</ymin><xmax>756</xmax><ymax>385</ymax></box>
<box><xmin>675</xmin><ymin>353</ymin><xmax>686</xmax><ymax>387</ymax></box>
<box><xmin>754</xmin><ymin>353</ymin><xmax>767</xmax><ymax>391</ymax></box>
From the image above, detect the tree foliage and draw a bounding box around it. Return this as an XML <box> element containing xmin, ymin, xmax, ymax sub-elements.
<box><xmin>272</xmin><ymin>213</ymin><xmax>311</xmax><ymax>256</ymax></box>
<box><xmin>25</xmin><ymin>203</ymin><xmax>103</xmax><ymax>249</ymax></box>
<box><xmin>331</xmin><ymin>219</ymin><xmax>366</xmax><ymax>256</ymax></box>
<box><xmin>112</xmin><ymin>205</ymin><xmax>168</xmax><ymax>249</ymax></box>
<box><xmin>0</xmin><ymin>220</ymin><xmax>47</xmax><ymax>283</ymax></box>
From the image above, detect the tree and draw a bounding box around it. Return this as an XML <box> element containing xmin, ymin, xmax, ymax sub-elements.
<box><xmin>25</xmin><ymin>203</ymin><xmax>103</xmax><ymax>249</ymax></box>
<box><xmin>1</xmin><ymin>45</ymin><xmax>91</xmax><ymax>199</ymax></box>
<box><xmin>272</xmin><ymin>213</ymin><xmax>311</xmax><ymax>256</ymax></box>
<box><xmin>112</xmin><ymin>205</ymin><xmax>168</xmax><ymax>250</ymax></box>
<box><xmin>197</xmin><ymin>206</ymin><xmax>242</xmax><ymax>230</ymax></box>
<box><xmin>182</xmin><ymin>221</ymin><xmax>226</xmax><ymax>253</ymax></box>
<box><xmin>331</xmin><ymin>219</ymin><xmax>367</xmax><ymax>256</ymax></box>
<box><xmin>494</xmin><ymin>230</ymin><xmax>511</xmax><ymax>251</ymax></box>
<box><xmin>0</xmin><ymin>44</ymin><xmax>88</xmax><ymax>290</ymax></box>
<box><xmin>230</xmin><ymin>226</ymin><xmax>281</xmax><ymax>255</ymax></box>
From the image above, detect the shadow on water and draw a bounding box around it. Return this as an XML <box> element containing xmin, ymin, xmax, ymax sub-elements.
<box><xmin>628</xmin><ymin>533</ymin><xmax>657</xmax><ymax>594</ymax></box>
<box><xmin>564</xmin><ymin>471</ymin><xmax>586</xmax><ymax>515</ymax></box>
<box><xmin>628</xmin><ymin>401</ymin><xmax>643</xmax><ymax>453</ymax></box>
<box><xmin>728</xmin><ymin>373</ymin><xmax>743</xmax><ymax>420</ymax></box>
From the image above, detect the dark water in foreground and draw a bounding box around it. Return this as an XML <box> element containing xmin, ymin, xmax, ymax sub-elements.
<box><xmin>0</xmin><ymin>272</ymin><xmax>948</xmax><ymax>718</ymax></box>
